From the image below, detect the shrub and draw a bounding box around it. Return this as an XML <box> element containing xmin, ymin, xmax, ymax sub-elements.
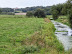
<box><xmin>34</xmin><ymin>9</ymin><xmax>46</xmax><ymax>18</ymax></box>
<box><xmin>26</xmin><ymin>11</ymin><xmax>34</xmax><ymax>17</ymax></box>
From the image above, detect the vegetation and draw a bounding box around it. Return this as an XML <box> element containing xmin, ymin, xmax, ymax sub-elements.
<box><xmin>52</xmin><ymin>10</ymin><xmax>59</xmax><ymax>20</ymax></box>
<box><xmin>0</xmin><ymin>6</ymin><xmax>51</xmax><ymax>15</ymax></box>
<box><xmin>0</xmin><ymin>15</ymin><xmax>71</xmax><ymax>54</ymax></box>
<box><xmin>0</xmin><ymin>0</ymin><xmax>72</xmax><ymax>54</ymax></box>
<box><xmin>0</xmin><ymin>9</ymin><xmax>2</xmax><ymax>14</ymax></box>
<box><xmin>26</xmin><ymin>9</ymin><xmax>46</xmax><ymax>18</ymax></box>
<box><xmin>51</xmin><ymin>0</ymin><xmax>72</xmax><ymax>28</ymax></box>
<box><xmin>67</xmin><ymin>0</ymin><xmax>72</xmax><ymax>28</ymax></box>
<box><xmin>51</xmin><ymin>4</ymin><xmax>63</xmax><ymax>20</ymax></box>
<box><xmin>56</xmin><ymin>16</ymin><xmax>70</xmax><ymax>26</ymax></box>
<box><xmin>21</xmin><ymin>6</ymin><xmax>51</xmax><ymax>15</ymax></box>
<box><xmin>0</xmin><ymin>15</ymin><xmax>44</xmax><ymax>54</ymax></box>
<box><xmin>26</xmin><ymin>11</ymin><xmax>34</xmax><ymax>17</ymax></box>
<box><xmin>68</xmin><ymin>9</ymin><xmax>72</xmax><ymax>28</ymax></box>
<box><xmin>34</xmin><ymin>9</ymin><xmax>46</xmax><ymax>18</ymax></box>
<box><xmin>0</xmin><ymin>8</ymin><xmax>14</xmax><ymax>15</ymax></box>
<box><xmin>1</xmin><ymin>8</ymin><xmax>14</xmax><ymax>12</ymax></box>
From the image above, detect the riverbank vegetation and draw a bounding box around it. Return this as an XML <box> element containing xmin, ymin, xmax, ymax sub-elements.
<box><xmin>56</xmin><ymin>16</ymin><xmax>70</xmax><ymax>26</ymax></box>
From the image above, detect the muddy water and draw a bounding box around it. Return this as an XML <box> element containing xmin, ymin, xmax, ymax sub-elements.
<box><xmin>51</xmin><ymin>20</ymin><xmax>72</xmax><ymax>51</ymax></box>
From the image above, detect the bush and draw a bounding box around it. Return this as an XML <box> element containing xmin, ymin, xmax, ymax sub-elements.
<box><xmin>34</xmin><ymin>9</ymin><xmax>46</xmax><ymax>18</ymax></box>
<box><xmin>26</xmin><ymin>11</ymin><xmax>34</xmax><ymax>17</ymax></box>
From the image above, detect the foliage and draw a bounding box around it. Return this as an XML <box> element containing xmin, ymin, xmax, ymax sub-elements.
<box><xmin>68</xmin><ymin>9</ymin><xmax>72</xmax><ymax>28</ymax></box>
<box><xmin>0</xmin><ymin>9</ymin><xmax>2</xmax><ymax>14</ymax></box>
<box><xmin>34</xmin><ymin>9</ymin><xmax>46</xmax><ymax>18</ymax></box>
<box><xmin>52</xmin><ymin>10</ymin><xmax>59</xmax><ymax>20</ymax></box>
<box><xmin>26</xmin><ymin>11</ymin><xmax>34</xmax><ymax>17</ymax></box>
<box><xmin>1</xmin><ymin>8</ymin><xmax>14</xmax><ymax>12</ymax></box>
<box><xmin>51</xmin><ymin>0</ymin><xmax>72</xmax><ymax>28</ymax></box>
<box><xmin>51</xmin><ymin>4</ymin><xmax>63</xmax><ymax>15</ymax></box>
<box><xmin>67</xmin><ymin>0</ymin><xmax>72</xmax><ymax>28</ymax></box>
<box><xmin>22</xmin><ymin>6</ymin><xmax>51</xmax><ymax>15</ymax></box>
<box><xmin>51</xmin><ymin>4</ymin><xmax>63</xmax><ymax>20</ymax></box>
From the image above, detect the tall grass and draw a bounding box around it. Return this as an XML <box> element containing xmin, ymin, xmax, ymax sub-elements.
<box><xmin>0</xmin><ymin>15</ymin><xmax>71</xmax><ymax>54</ymax></box>
<box><xmin>56</xmin><ymin>16</ymin><xmax>70</xmax><ymax>26</ymax></box>
<box><xmin>0</xmin><ymin>15</ymin><xmax>44</xmax><ymax>54</ymax></box>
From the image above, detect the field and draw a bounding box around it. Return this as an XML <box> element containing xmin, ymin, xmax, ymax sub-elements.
<box><xmin>0</xmin><ymin>15</ymin><xmax>44</xmax><ymax>53</ymax></box>
<box><xmin>0</xmin><ymin>15</ymin><xmax>71</xmax><ymax>54</ymax></box>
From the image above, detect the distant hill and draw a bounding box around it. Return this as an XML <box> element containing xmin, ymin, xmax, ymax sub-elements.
<box><xmin>21</xmin><ymin>6</ymin><xmax>52</xmax><ymax>12</ymax></box>
<box><xmin>0</xmin><ymin>6</ymin><xmax>52</xmax><ymax>15</ymax></box>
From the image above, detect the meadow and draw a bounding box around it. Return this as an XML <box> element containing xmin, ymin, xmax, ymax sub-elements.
<box><xmin>0</xmin><ymin>15</ymin><xmax>71</xmax><ymax>54</ymax></box>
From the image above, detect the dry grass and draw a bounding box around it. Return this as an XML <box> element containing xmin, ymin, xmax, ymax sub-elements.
<box><xmin>44</xmin><ymin>18</ymin><xmax>51</xmax><ymax>23</ymax></box>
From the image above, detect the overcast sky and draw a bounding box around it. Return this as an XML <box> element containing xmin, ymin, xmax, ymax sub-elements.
<box><xmin>0</xmin><ymin>0</ymin><xmax>67</xmax><ymax>8</ymax></box>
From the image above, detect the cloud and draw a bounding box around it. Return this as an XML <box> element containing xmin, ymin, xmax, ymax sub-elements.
<box><xmin>0</xmin><ymin>0</ymin><xmax>67</xmax><ymax>8</ymax></box>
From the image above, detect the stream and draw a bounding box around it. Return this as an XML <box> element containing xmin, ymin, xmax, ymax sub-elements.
<box><xmin>51</xmin><ymin>20</ymin><xmax>72</xmax><ymax>51</ymax></box>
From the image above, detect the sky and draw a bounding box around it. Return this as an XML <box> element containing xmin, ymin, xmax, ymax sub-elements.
<box><xmin>0</xmin><ymin>0</ymin><xmax>67</xmax><ymax>8</ymax></box>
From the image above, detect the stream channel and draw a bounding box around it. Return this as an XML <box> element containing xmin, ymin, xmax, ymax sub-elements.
<box><xmin>51</xmin><ymin>20</ymin><xmax>72</xmax><ymax>51</ymax></box>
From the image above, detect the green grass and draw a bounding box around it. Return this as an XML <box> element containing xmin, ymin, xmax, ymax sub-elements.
<box><xmin>47</xmin><ymin>15</ymin><xmax>70</xmax><ymax>26</ymax></box>
<box><xmin>0</xmin><ymin>15</ymin><xmax>44</xmax><ymax>54</ymax></box>
<box><xmin>56</xmin><ymin>15</ymin><xmax>70</xmax><ymax>26</ymax></box>
<box><xmin>0</xmin><ymin>15</ymin><xmax>71</xmax><ymax>54</ymax></box>
<box><xmin>47</xmin><ymin>15</ymin><xmax>52</xmax><ymax>19</ymax></box>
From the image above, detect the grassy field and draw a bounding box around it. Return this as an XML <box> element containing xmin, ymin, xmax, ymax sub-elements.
<box><xmin>0</xmin><ymin>15</ymin><xmax>71</xmax><ymax>54</ymax></box>
<box><xmin>0</xmin><ymin>15</ymin><xmax>44</xmax><ymax>54</ymax></box>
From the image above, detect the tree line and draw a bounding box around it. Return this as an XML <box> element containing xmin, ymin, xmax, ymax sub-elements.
<box><xmin>21</xmin><ymin>6</ymin><xmax>51</xmax><ymax>15</ymax></box>
<box><xmin>26</xmin><ymin>9</ymin><xmax>46</xmax><ymax>18</ymax></box>
<box><xmin>0</xmin><ymin>8</ymin><xmax>14</xmax><ymax>15</ymax></box>
<box><xmin>51</xmin><ymin>0</ymin><xmax>72</xmax><ymax>28</ymax></box>
<box><xmin>0</xmin><ymin>6</ymin><xmax>51</xmax><ymax>15</ymax></box>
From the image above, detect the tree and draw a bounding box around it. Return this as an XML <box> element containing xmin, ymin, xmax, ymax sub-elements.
<box><xmin>0</xmin><ymin>8</ymin><xmax>2</xmax><ymax>14</ymax></box>
<box><xmin>34</xmin><ymin>9</ymin><xmax>46</xmax><ymax>18</ymax></box>
<box><xmin>67</xmin><ymin>0</ymin><xmax>72</xmax><ymax>28</ymax></box>
<box><xmin>51</xmin><ymin>4</ymin><xmax>63</xmax><ymax>15</ymax></box>
<box><xmin>61</xmin><ymin>3</ymin><xmax>67</xmax><ymax>15</ymax></box>
<box><xmin>52</xmin><ymin>10</ymin><xmax>59</xmax><ymax>20</ymax></box>
<box><xmin>26</xmin><ymin>11</ymin><xmax>34</xmax><ymax>17</ymax></box>
<box><xmin>51</xmin><ymin>5</ymin><xmax>59</xmax><ymax>20</ymax></box>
